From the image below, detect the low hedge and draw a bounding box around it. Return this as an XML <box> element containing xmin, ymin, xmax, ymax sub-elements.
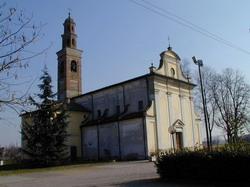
<box><xmin>155</xmin><ymin>144</ymin><xmax>250</xmax><ymax>181</ymax></box>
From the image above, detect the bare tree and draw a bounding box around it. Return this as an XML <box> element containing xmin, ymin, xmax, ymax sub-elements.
<box><xmin>211</xmin><ymin>68</ymin><xmax>250</xmax><ymax>144</ymax></box>
<box><xmin>181</xmin><ymin>58</ymin><xmax>192</xmax><ymax>78</ymax></box>
<box><xmin>0</xmin><ymin>2</ymin><xmax>44</xmax><ymax>115</ymax></box>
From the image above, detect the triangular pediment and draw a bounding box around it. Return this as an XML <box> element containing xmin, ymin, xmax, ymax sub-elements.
<box><xmin>172</xmin><ymin>119</ymin><xmax>185</xmax><ymax>128</ymax></box>
<box><xmin>168</xmin><ymin>119</ymin><xmax>185</xmax><ymax>133</ymax></box>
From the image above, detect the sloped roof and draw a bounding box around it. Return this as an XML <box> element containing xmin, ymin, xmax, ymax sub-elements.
<box><xmin>20</xmin><ymin>100</ymin><xmax>90</xmax><ymax>117</ymax></box>
<box><xmin>66</xmin><ymin>102</ymin><xmax>90</xmax><ymax>112</ymax></box>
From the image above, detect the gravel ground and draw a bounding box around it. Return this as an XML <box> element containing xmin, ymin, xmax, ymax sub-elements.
<box><xmin>0</xmin><ymin>161</ymin><xmax>249</xmax><ymax>187</ymax></box>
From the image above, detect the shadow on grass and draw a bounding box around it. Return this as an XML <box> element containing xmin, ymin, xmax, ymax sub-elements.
<box><xmin>118</xmin><ymin>178</ymin><xmax>250</xmax><ymax>187</ymax></box>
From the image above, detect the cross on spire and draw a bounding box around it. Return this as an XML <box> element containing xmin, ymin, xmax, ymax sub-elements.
<box><xmin>68</xmin><ymin>8</ymin><xmax>72</xmax><ymax>18</ymax></box>
<box><xmin>168</xmin><ymin>36</ymin><xmax>172</xmax><ymax>50</ymax></box>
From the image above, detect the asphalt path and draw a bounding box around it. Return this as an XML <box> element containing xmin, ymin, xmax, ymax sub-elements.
<box><xmin>0</xmin><ymin>161</ymin><xmax>248</xmax><ymax>187</ymax></box>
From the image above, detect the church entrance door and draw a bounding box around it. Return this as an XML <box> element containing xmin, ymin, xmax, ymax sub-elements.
<box><xmin>176</xmin><ymin>132</ymin><xmax>183</xmax><ymax>150</ymax></box>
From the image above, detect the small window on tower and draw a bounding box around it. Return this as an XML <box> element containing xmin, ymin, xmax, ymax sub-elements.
<box><xmin>71</xmin><ymin>60</ymin><xmax>77</xmax><ymax>72</ymax></box>
<box><xmin>71</xmin><ymin>26</ymin><xmax>74</xmax><ymax>32</ymax></box>
<box><xmin>67</xmin><ymin>39</ymin><xmax>70</xmax><ymax>47</ymax></box>
<box><xmin>72</xmin><ymin>39</ymin><xmax>75</xmax><ymax>47</ymax></box>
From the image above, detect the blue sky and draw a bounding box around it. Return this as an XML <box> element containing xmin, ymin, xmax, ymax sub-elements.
<box><xmin>1</xmin><ymin>0</ymin><xmax>250</xmax><ymax>146</ymax></box>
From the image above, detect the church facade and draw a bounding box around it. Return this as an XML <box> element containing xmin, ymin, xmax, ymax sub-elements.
<box><xmin>22</xmin><ymin>15</ymin><xmax>202</xmax><ymax>161</ymax></box>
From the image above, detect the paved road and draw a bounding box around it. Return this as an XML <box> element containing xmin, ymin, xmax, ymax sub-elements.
<box><xmin>0</xmin><ymin>161</ymin><xmax>248</xmax><ymax>187</ymax></box>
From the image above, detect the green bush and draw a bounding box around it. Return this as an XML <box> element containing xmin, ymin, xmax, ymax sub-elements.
<box><xmin>155</xmin><ymin>144</ymin><xmax>250</xmax><ymax>181</ymax></box>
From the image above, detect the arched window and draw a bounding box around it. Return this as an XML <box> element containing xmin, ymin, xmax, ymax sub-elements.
<box><xmin>71</xmin><ymin>60</ymin><xmax>77</xmax><ymax>72</ymax></box>
<box><xmin>72</xmin><ymin>38</ymin><xmax>75</xmax><ymax>47</ymax></box>
<box><xmin>67</xmin><ymin>39</ymin><xmax>70</xmax><ymax>47</ymax></box>
<box><xmin>71</xmin><ymin>26</ymin><xmax>74</xmax><ymax>32</ymax></box>
<box><xmin>170</xmin><ymin>68</ymin><xmax>175</xmax><ymax>77</ymax></box>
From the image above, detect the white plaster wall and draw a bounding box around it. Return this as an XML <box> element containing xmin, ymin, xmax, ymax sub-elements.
<box><xmin>145</xmin><ymin>118</ymin><xmax>157</xmax><ymax>155</ymax></box>
<box><xmin>154</xmin><ymin>88</ymin><xmax>165</xmax><ymax>149</ymax></box>
<box><xmin>152</xmin><ymin>75</ymin><xmax>200</xmax><ymax>150</ymax></box>
<box><xmin>119</xmin><ymin>118</ymin><xmax>145</xmax><ymax>160</ymax></box>
<box><xmin>124</xmin><ymin>80</ymin><xmax>148</xmax><ymax>113</ymax></box>
<box><xmin>74</xmin><ymin>78</ymin><xmax>148</xmax><ymax>120</ymax></box>
<box><xmin>75</xmin><ymin>95</ymin><xmax>92</xmax><ymax>111</ymax></box>
<box><xmin>151</xmin><ymin>48</ymin><xmax>201</xmax><ymax>150</ymax></box>
<box><xmin>99</xmin><ymin>122</ymin><xmax>119</xmax><ymax>160</ymax></box>
<box><xmin>67</xmin><ymin>111</ymin><xmax>85</xmax><ymax>157</ymax></box>
<box><xmin>82</xmin><ymin>126</ymin><xmax>98</xmax><ymax>160</ymax></box>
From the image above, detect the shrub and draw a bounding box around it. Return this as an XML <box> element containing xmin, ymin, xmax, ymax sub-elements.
<box><xmin>155</xmin><ymin>143</ymin><xmax>250</xmax><ymax>181</ymax></box>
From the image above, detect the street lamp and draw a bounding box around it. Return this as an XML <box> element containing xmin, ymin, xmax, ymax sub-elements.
<box><xmin>168</xmin><ymin>126</ymin><xmax>176</xmax><ymax>153</ymax></box>
<box><xmin>192</xmin><ymin>56</ymin><xmax>210</xmax><ymax>150</ymax></box>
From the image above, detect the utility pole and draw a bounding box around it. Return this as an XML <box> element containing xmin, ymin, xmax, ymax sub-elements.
<box><xmin>192</xmin><ymin>56</ymin><xmax>210</xmax><ymax>150</ymax></box>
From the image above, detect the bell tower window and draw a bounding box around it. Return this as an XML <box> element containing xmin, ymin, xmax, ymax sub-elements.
<box><xmin>72</xmin><ymin>39</ymin><xmax>76</xmax><ymax>47</ymax></box>
<box><xmin>71</xmin><ymin>60</ymin><xmax>77</xmax><ymax>72</ymax></box>
<box><xmin>67</xmin><ymin>39</ymin><xmax>70</xmax><ymax>47</ymax></box>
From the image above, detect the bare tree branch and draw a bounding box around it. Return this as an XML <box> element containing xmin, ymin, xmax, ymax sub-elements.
<box><xmin>0</xmin><ymin>3</ymin><xmax>46</xmax><ymax>119</ymax></box>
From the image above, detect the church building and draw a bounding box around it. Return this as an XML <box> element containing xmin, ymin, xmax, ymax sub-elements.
<box><xmin>23</xmin><ymin>15</ymin><xmax>202</xmax><ymax>161</ymax></box>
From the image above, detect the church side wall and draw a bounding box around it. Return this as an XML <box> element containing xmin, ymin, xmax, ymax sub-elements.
<box><xmin>20</xmin><ymin>116</ymin><xmax>32</xmax><ymax>159</ymax></box>
<box><xmin>119</xmin><ymin>118</ymin><xmax>146</xmax><ymax>160</ymax></box>
<box><xmin>75</xmin><ymin>77</ymin><xmax>149</xmax><ymax>160</ymax></box>
<box><xmin>67</xmin><ymin>111</ymin><xmax>85</xmax><ymax>158</ymax></box>
<box><xmin>21</xmin><ymin>112</ymin><xmax>85</xmax><ymax>160</ymax></box>
<box><xmin>98</xmin><ymin>122</ymin><xmax>119</xmax><ymax>160</ymax></box>
<box><xmin>81</xmin><ymin>118</ymin><xmax>146</xmax><ymax>160</ymax></box>
<box><xmin>74</xmin><ymin>78</ymin><xmax>148</xmax><ymax>120</ymax></box>
<box><xmin>81</xmin><ymin>125</ymin><xmax>98</xmax><ymax>160</ymax></box>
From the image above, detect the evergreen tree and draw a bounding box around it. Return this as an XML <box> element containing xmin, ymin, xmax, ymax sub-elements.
<box><xmin>22</xmin><ymin>67</ymin><xmax>68</xmax><ymax>165</ymax></box>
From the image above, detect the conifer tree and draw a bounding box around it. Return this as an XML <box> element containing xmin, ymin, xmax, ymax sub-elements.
<box><xmin>22</xmin><ymin>67</ymin><xmax>68</xmax><ymax>165</ymax></box>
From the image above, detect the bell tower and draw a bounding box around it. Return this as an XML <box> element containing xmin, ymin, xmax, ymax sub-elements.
<box><xmin>57</xmin><ymin>13</ymin><xmax>83</xmax><ymax>101</ymax></box>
